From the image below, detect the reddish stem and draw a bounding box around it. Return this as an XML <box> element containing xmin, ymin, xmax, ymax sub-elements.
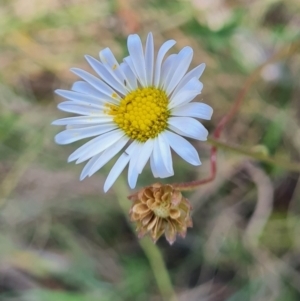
<box><xmin>174</xmin><ymin>75</ymin><xmax>255</xmax><ymax>191</ymax></box>
<box><xmin>173</xmin><ymin>41</ymin><xmax>299</xmax><ymax>191</ymax></box>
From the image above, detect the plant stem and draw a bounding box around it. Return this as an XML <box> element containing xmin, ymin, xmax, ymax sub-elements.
<box><xmin>115</xmin><ymin>178</ymin><xmax>177</xmax><ymax>301</ymax></box>
<box><xmin>174</xmin><ymin>39</ymin><xmax>300</xmax><ymax>192</ymax></box>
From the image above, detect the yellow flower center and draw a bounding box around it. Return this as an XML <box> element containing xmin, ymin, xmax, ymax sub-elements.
<box><xmin>107</xmin><ymin>87</ymin><xmax>170</xmax><ymax>142</ymax></box>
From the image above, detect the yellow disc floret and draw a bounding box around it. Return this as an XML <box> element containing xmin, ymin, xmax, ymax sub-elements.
<box><xmin>107</xmin><ymin>87</ymin><xmax>170</xmax><ymax>142</ymax></box>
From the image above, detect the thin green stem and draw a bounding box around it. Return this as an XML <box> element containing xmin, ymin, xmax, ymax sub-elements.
<box><xmin>115</xmin><ymin>178</ymin><xmax>177</xmax><ymax>301</ymax></box>
<box><xmin>174</xmin><ymin>137</ymin><xmax>300</xmax><ymax>191</ymax></box>
<box><xmin>207</xmin><ymin>138</ymin><xmax>300</xmax><ymax>172</ymax></box>
<box><xmin>138</xmin><ymin>238</ymin><xmax>177</xmax><ymax>301</ymax></box>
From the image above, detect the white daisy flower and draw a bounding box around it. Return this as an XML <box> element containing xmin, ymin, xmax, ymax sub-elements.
<box><xmin>53</xmin><ymin>33</ymin><xmax>213</xmax><ymax>192</ymax></box>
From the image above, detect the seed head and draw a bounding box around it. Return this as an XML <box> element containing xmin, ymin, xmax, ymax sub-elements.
<box><xmin>128</xmin><ymin>183</ymin><xmax>193</xmax><ymax>244</ymax></box>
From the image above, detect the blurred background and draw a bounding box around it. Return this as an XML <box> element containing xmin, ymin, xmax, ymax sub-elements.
<box><xmin>0</xmin><ymin>0</ymin><xmax>300</xmax><ymax>300</ymax></box>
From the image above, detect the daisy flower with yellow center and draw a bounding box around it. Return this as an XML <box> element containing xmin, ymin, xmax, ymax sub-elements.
<box><xmin>53</xmin><ymin>33</ymin><xmax>213</xmax><ymax>192</ymax></box>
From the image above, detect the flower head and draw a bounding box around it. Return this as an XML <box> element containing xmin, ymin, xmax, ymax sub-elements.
<box><xmin>128</xmin><ymin>183</ymin><xmax>192</xmax><ymax>244</ymax></box>
<box><xmin>53</xmin><ymin>33</ymin><xmax>213</xmax><ymax>192</ymax></box>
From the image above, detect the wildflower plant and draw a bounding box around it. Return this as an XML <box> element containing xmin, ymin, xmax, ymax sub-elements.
<box><xmin>53</xmin><ymin>33</ymin><xmax>212</xmax><ymax>192</ymax></box>
<box><xmin>53</xmin><ymin>32</ymin><xmax>213</xmax><ymax>244</ymax></box>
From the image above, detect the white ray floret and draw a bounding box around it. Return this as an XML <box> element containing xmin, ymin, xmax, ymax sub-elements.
<box><xmin>53</xmin><ymin>32</ymin><xmax>213</xmax><ymax>192</ymax></box>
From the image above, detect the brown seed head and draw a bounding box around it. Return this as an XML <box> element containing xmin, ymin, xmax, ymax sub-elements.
<box><xmin>128</xmin><ymin>183</ymin><xmax>193</xmax><ymax>245</ymax></box>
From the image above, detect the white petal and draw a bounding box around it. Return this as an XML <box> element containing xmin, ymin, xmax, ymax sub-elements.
<box><xmin>99</xmin><ymin>47</ymin><xmax>127</xmax><ymax>83</ymax></box>
<box><xmin>164</xmin><ymin>47</ymin><xmax>193</xmax><ymax>95</ymax></box>
<box><xmin>85</xmin><ymin>55</ymin><xmax>128</xmax><ymax>95</ymax></box>
<box><xmin>52</xmin><ymin>115</ymin><xmax>112</xmax><ymax>126</ymax></box>
<box><xmin>159</xmin><ymin>54</ymin><xmax>177</xmax><ymax>88</ymax></box>
<box><xmin>104</xmin><ymin>142</ymin><xmax>138</xmax><ymax>192</ymax></box>
<box><xmin>55</xmin><ymin>123</ymin><xmax>116</xmax><ymax>144</ymax></box>
<box><xmin>135</xmin><ymin>139</ymin><xmax>154</xmax><ymax>174</ymax></box>
<box><xmin>151</xmin><ymin>138</ymin><xmax>174</xmax><ymax>178</ymax></box>
<box><xmin>55</xmin><ymin>90</ymin><xmax>104</xmax><ymax>107</ymax></box>
<box><xmin>150</xmin><ymin>153</ymin><xmax>158</xmax><ymax>178</ymax></box>
<box><xmin>170</xmin><ymin>77</ymin><xmax>203</xmax><ymax>102</ymax></box>
<box><xmin>168</xmin><ymin>117</ymin><xmax>208</xmax><ymax>140</ymax></box>
<box><xmin>87</xmin><ymin>136</ymin><xmax>129</xmax><ymax>177</ymax></box>
<box><xmin>157</xmin><ymin>134</ymin><xmax>173</xmax><ymax>174</ymax></box>
<box><xmin>68</xmin><ymin>129</ymin><xmax>124</xmax><ymax>163</ymax></box>
<box><xmin>168</xmin><ymin>78</ymin><xmax>203</xmax><ymax>109</ymax></box>
<box><xmin>99</xmin><ymin>48</ymin><xmax>119</xmax><ymax>67</ymax></box>
<box><xmin>120</xmin><ymin>61</ymin><xmax>137</xmax><ymax>90</ymax></box>
<box><xmin>80</xmin><ymin>153</ymin><xmax>103</xmax><ymax>180</ymax></box>
<box><xmin>127</xmin><ymin>34</ymin><xmax>147</xmax><ymax>86</ymax></box>
<box><xmin>128</xmin><ymin>168</ymin><xmax>139</xmax><ymax>189</ymax></box>
<box><xmin>76</xmin><ymin>131</ymin><xmax>125</xmax><ymax>164</ymax></box>
<box><xmin>154</xmin><ymin>40</ymin><xmax>176</xmax><ymax>87</ymax></box>
<box><xmin>128</xmin><ymin>142</ymin><xmax>143</xmax><ymax>188</ymax></box>
<box><xmin>171</xmin><ymin>102</ymin><xmax>213</xmax><ymax>120</ymax></box>
<box><xmin>170</xmin><ymin>90</ymin><xmax>201</xmax><ymax>110</ymax></box>
<box><xmin>66</xmin><ymin>124</ymin><xmax>92</xmax><ymax>130</ymax></box>
<box><xmin>72</xmin><ymin>81</ymin><xmax>108</xmax><ymax>99</ymax></box>
<box><xmin>172</xmin><ymin>63</ymin><xmax>205</xmax><ymax>97</ymax></box>
<box><xmin>70</xmin><ymin>68</ymin><xmax>120</xmax><ymax>104</ymax></box>
<box><xmin>164</xmin><ymin>130</ymin><xmax>201</xmax><ymax>166</ymax></box>
<box><xmin>57</xmin><ymin>102</ymin><xmax>103</xmax><ymax>115</ymax></box>
<box><xmin>145</xmin><ymin>32</ymin><xmax>154</xmax><ymax>86</ymax></box>
<box><xmin>103</xmin><ymin>154</ymin><xmax>129</xmax><ymax>192</ymax></box>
